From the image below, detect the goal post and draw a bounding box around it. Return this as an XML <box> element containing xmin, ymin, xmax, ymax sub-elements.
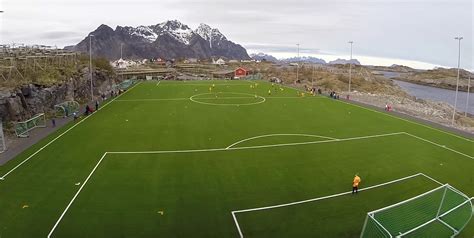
<box><xmin>361</xmin><ymin>184</ymin><xmax>473</xmax><ymax>238</ymax></box>
<box><xmin>54</xmin><ymin>101</ymin><xmax>80</xmax><ymax>118</ymax></box>
<box><xmin>14</xmin><ymin>113</ymin><xmax>47</xmax><ymax>138</ymax></box>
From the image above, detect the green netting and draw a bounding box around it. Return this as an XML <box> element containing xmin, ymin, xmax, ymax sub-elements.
<box><xmin>403</xmin><ymin>220</ymin><xmax>453</xmax><ymax>238</ymax></box>
<box><xmin>15</xmin><ymin>113</ymin><xmax>46</xmax><ymax>137</ymax></box>
<box><xmin>438</xmin><ymin>188</ymin><xmax>470</xmax><ymax>215</ymax></box>
<box><xmin>361</xmin><ymin>216</ymin><xmax>391</xmax><ymax>238</ymax></box>
<box><xmin>372</xmin><ymin>186</ymin><xmax>444</xmax><ymax>236</ymax></box>
<box><xmin>115</xmin><ymin>79</ymin><xmax>136</xmax><ymax>90</ymax></box>
<box><xmin>54</xmin><ymin>101</ymin><xmax>80</xmax><ymax>117</ymax></box>
<box><xmin>361</xmin><ymin>185</ymin><xmax>473</xmax><ymax>238</ymax></box>
<box><xmin>440</xmin><ymin>200</ymin><xmax>473</xmax><ymax>231</ymax></box>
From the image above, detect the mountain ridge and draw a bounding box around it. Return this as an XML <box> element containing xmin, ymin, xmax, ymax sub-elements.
<box><xmin>68</xmin><ymin>20</ymin><xmax>250</xmax><ymax>60</ymax></box>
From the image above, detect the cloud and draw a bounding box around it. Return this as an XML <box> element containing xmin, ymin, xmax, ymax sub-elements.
<box><xmin>39</xmin><ymin>31</ymin><xmax>81</xmax><ymax>40</ymax></box>
<box><xmin>0</xmin><ymin>0</ymin><xmax>472</xmax><ymax>69</ymax></box>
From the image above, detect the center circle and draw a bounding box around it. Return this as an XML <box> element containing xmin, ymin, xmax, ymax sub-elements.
<box><xmin>189</xmin><ymin>92</ymin><xmax>266</xmax><ymax>106</ymax></box>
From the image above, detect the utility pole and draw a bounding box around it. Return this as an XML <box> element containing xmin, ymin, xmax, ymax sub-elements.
<box><xmin>466</xmin><ymin>75</ymin><xmax>471</xmax><ymax>116</ymax></box>
<box><xmin>120</xmin><ymin>43</ymin><xmax>123</xmax><ymax>59</ymax></box>
<box><xmin>296</xmin><ymin>43</ymin><xmax>300</xmax><ymax>84</ymax></box>
<box><xmin>452</xmin><ymin>37</ymin><xmax>463</xmax><ymax>125</ymax></box>
<box><xmin>89</xmin><ymin>35</ymin><xmax>94</xmax><ymax>102</ymax></box>
<box><xmin>348</xmin><ymin>41</ymin><xmax>354</xmax><ymax>93</ymax></box>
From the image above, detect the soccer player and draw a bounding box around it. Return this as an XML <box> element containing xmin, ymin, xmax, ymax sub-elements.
<box><xmin>352</xmin><ymin>174</ymin><xmax>361</xmax><ymax>194</ymax></box>
<box><xmin>268</xmin><ymin>89</ymin><xmax>271</xmax><ymax>95</ymax></box>
<box><xmin>209</xmin><ymin>87</ymin><xmax>212</xmax><ymax>93</ymax></box>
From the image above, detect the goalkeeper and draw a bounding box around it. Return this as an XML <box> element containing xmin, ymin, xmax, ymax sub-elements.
<box><xmin>352</xmin><ymin>174</ymin><xmax>361</xmax><ymax>194</ymax></box>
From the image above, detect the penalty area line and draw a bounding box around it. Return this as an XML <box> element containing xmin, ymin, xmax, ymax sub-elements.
<box><xmin>107</xmin><ymin>132</ymin><xmax>405</xmax><ymax>155</ymax></box>
<box><xmin>47</xmin><ymin>152</ymin><xmax>108</xmax><ymax>238</ymax></box>
<box><xmin>402</xmin><ymin>132</ymin><xmax>473</xmax><ymax>160</ymax></box>
<box><xmin>231</xmin><ymin>173</ymin><xmax>433</xmax><ymax>238</ymax></box>
<box><xmin>226</xmin><ymin>133</ymin><xmax>339</xmax><ymax>149</ymax></box>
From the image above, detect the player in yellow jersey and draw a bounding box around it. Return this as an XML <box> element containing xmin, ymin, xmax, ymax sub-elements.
<box><xmin>352</xmin><ymin>174</ymin><xmax>361</xmax><ymax>194</ymax></box>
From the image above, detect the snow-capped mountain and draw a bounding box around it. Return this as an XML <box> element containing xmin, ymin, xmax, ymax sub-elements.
<box><xmin>150</xmin><ymin>20</ymin><xmax>195</xmax><ymax>45</ymax></box>
<box><xmin>282</xmin><ymin>56</ymin><xmax>326</xmax><ymax>64</ymax></box>
<box><xmin>328</xmin><ymin>58</ymin><xmax>361</xmax><ymax>65</ymax></box>
<box><xmin>69</xmin><ymin>20</ymin><xmax>249</xmax><ymax>60</ymax></box>
<box><xmin>250</xmin><ymin>53</ymin><xmax>278</xmax><ymax>62</ymax></box>
<box><xmin>195</xmin><ymin>23</ymin><xmax>227</xmax><ymax>45</ymax></box>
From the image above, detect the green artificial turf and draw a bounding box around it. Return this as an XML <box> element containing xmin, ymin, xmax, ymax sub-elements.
<box><xmin>0</xmin><ymin>80</ymin><xmax>472</xmax><ymax>237</ymax></box>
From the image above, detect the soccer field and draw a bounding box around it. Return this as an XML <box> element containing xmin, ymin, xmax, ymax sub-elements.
<box><xmin>0</xmin><ymin>80</ymin><xmax>473</xmax><ymax>237</ymax></box>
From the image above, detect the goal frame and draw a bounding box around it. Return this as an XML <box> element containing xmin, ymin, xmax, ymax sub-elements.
<box><xmin>54</xmin><ymin>101</ymin><xmax>80</xmax><ymax>118</ymax></box>
<box><xmin>360</xmin><ymin>184</ymin><xmax>474</xmax><ymax>238</ymax></box>
<box><xmin>14</xmin><ymin>113</ymin><xmax>47</xmax><ymax>138</ymax></box>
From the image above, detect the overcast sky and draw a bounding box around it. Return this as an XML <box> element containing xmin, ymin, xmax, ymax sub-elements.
<box><xmin>0</xmin><ymin>0</ymin><xmax>472</xmax><ymax>69</ymax></box>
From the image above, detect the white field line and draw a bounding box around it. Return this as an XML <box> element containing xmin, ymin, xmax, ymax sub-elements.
<box><xmin>278</xmin><ymin>83</ymin><xmax>473</xmax><ymax>143</ymax></box>
<box><xmin>437</xmin><ymin>217</ymin><xmax>458</xmax><ymax>234</ymax></box>
<box><xmin>369</xmin><ymin>184</ymin><xmax>448</xmax><ymax>214</ymax></box>
<box><xmin>233</xmin><ymin>173</ymin><xmax>424</xmax><ymax>214</ymax></box>
<box><xmin>226</xmin><ymin>133</ymin><xmax>338</xmax><ymax>149</ymax></box>
<box><xmin>231</xmin><ymin>173</ymin><xmax>427</xmax><ymax>238</ymax></box>
<box><xmin>419</xmin><ymin>173</ymin><xmax>444</xmax><ymax>186</ymax></box>
<box><xmin>107</xmin><ymin>132</ymin><xmax>405</xmax><ymax>155</ymax></box>
<box><xmin>115</xmin><ymin>98</ymin><xmax>189</xmax><ymax>102</ymax></box>
<box><xmin>231</xmin><ymin>211</ymin><xmax>243</xmax><ymax>238</ymax></box>
<box><xmin>337</xmin><ymin>97</ymin><xmax>474</xmax><ymax>143</ymax></box>
<box><xmin>114</xmin><ymin>96</ymin><xmax>321</xmax><ymax>102</ymax></box>
<box><xmin>46</xmin><ymin>133</ymin><xmax>400</xmax><ymax>237</ymax></box>
<box><xmin>160</xmin><ymin>83</ymin><xmax>252</xmax><ymax>86</ymax></box>
<box><xmin>47</xmin><ymin>152</ymin><xmax>109</xmax><ymax>238</ymax></box>
<box><xmin>402</xmin><ymin>132</ymin><xmax>473</xmax><ymax>159</ymax></box>
<box><xmin>0</xmin><ymin>82</ymin><xmax>141</xmax><ymax>180</ymax></box>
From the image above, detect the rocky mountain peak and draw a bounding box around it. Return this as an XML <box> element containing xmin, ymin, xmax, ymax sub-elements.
<box><xmin>196</xmin><ymin>23</ymin><xmax>226</xmax><ymax>42</ymax></box>
<box><xmin>70</xmin><ymin>20</ymin><xmax>249</xmax><ymax>60</ymax></box>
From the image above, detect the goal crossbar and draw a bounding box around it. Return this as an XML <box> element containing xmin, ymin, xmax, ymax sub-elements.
<box><xmin>14</xmin><ymin>113</ymin><xmax>46</xmax><ymax>138</ymax></box>
<box><xmin>362</xmin><ymin>184</ymin><xmax>473</xmax><ymax>238</ymax></box>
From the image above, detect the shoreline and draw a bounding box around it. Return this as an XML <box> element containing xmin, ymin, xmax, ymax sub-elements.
<box><xmin>393</xmin><ymin>77</ymin><xmax>471</xmax><ymax>93</ymax></box>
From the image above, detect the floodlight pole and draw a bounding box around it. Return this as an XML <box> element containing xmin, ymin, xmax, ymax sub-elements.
<box><xmin>452</xmin><ymin>37</ymin><xmax>463</xmax><ymax>125</ymax></box>
<box><xmin>89</xmin><ymin>34</ymin><xmax>95</xmax><ymax>102</ymax></box>
<box><xmin>120</xmin><ymin>43</ymin><xmax>123</xmax><ymax>59</ymax></box>
<box><xmin>348</xmin><ymin>41</ymin><xmax>354</xmax><ymax>93</ymax></box>
<box><xmin>296</xmin><ymin>43</ymin><xmax>300</xmax><ymax>84</ymax></box>
<box><xmin>465</xmin><ymin>75</ymin><xmax>471</xmax><ymax>116</ymax></box>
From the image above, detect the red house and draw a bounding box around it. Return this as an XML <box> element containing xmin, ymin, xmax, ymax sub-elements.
<box><xmin>234</xmin><ymin>67</ymin><xmax>251</xmax><ymax>78</ymax></box>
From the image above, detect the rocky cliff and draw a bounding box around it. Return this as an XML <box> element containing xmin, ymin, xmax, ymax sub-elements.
<box><xmin>0</xmin><ymin>68</ymin><xmax>117</xmax><ymax>126</ymax></box>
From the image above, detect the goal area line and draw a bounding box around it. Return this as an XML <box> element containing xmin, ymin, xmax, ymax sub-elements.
<box><xmin>230</xmin><ymin>173</ymin><xmax>444</xmax><ymax>238</ymax></box>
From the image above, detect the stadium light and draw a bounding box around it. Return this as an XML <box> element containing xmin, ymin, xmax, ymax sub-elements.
<box><xmin>348</xmin><ymin>41</ymin><xmax>354</xmax><ymax>93</ymax></box>
<box><xmin>465</xmin><ymin>75</ymin><xmax>471</xmax><ymax>117</ymax></box>
<box><xmin>120</xmin><ymin>43</ymin><xmax>124</xmax><ymax>59</ymax></box>
<box><xmin>89</xmin><ymin>34</ymin><xmax>95</xmax><ymax>102</ymax></box>
<box><xmin>296</xmin><ymin>43</ymin><xmax>300</xmax><ymax>84</ymax></box>
<box><xmin>452</xmin><ymin>36</ymin><xmax>463</xmax><ymax>125</ymax></box>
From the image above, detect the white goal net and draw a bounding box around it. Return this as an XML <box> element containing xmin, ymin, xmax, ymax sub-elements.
<box><xmin>361</xmin><ymin>184</ymin><xmax>473</xmax><ymax>238</ymax></box>
<box><xmin>14</xmin><ymin>113</ymin><xmax>47</xmax><ymax>138</ymax></box>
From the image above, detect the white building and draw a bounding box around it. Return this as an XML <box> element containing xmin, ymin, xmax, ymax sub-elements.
<box><xmin>110</xmin><ymin>58</ymin><xmax>144</xmax><ymax>69</ymax></box>
<box><xmin>213</xmin><ymin>58</ymin><xmax>226</xmax><ymax>65</ymax></box>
